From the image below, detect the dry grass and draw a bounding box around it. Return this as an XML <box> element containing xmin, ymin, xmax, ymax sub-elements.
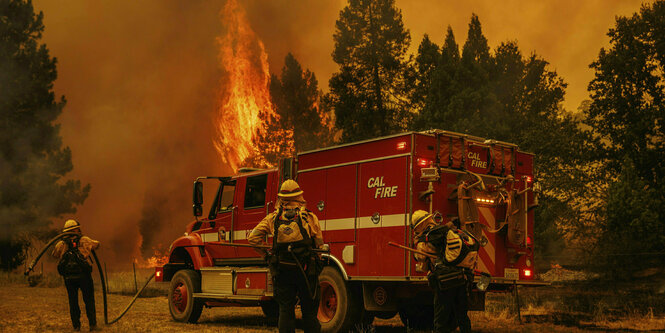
<box><xmin>2</xmin><ymin>271</ymin><xmax>665</xmax><ymax>332</ymax></box>
<box><xmin>105</xmin><ymin>269</ymin><xmax>167</xmax><ymax>297</ymax></box>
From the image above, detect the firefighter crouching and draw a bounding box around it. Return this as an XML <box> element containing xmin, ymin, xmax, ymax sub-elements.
<box><xmin>51</xmin><ymin>219</ymin><xmax>100</xmax><ymax>331</ymax></box>
<box><xmin>248</xmin><ymin>180</ymin><xmax>324</xmax><ymax>333</ymax></box>
<box><xmin>411</xmin><ymin>210</ymin><xmax>478</xmax><ymax>333</ymax></box>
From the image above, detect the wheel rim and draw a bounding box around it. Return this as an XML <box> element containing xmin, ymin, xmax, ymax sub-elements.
<box><xmin>172</xmin><ymin>281</ymin><xmax>188</xmax><ymax>313</ymax></box>
<box><xmin>318</xmin><ymin>281</ymin><xmax>337</xmax><ymax>322</ymax></box>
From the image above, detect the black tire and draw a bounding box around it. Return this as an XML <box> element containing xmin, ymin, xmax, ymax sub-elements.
<box><xmin>318</xmin><ymin>266</ymin><xmax>360</xmax><ymax>333</ymax></box>
<box><xmin>168</xmin><ymin>269</ymin><xmax>204</xmax><ymax>323</ymax></box>
<box><xmin>260</xmin><ymin>300</ymin><xmax>279</xmax><ymax>318</ymax></box>
<box><xmin>399</xmin><ymin>304</ymin><xmax>433</xmax><ymax>330</ymax></box>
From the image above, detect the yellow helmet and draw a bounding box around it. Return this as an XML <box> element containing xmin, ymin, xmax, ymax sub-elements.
<box><xmin>411</xmin><ymin>210</ymin><xmax>432</xmax><ymax>231</ymax></box>
<box><xmin>277</xmin><ymin>179</ymin><xmax>304</xmax><ymax>198</ymax></box>
<box><xmin>62</xmin><ymin>219</ymin><xmax>81</xmax><ymax>233</ymax></box>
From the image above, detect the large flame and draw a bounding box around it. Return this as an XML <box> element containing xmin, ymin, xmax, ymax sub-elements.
<box><xmin>214</xmin><ymin>0</ymin><xmax>279</xmax><ymax>171</ymax></box>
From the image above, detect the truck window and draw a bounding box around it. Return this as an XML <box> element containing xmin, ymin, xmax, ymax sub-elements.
<box><xmin>219</xmin><ymin>183</ymin><xmax>235</xmax><ymax>211</ymax></box>
<box><xmin>243</xmin><ymin>174</ymin><xmax>267</xmax><ymax>209</ymax></box>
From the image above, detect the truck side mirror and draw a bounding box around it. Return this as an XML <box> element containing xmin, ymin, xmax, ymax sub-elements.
<box><xmin>193</xmin><ymin>181</ymin><xmax>203</xmax><ymax>217</ymax></box>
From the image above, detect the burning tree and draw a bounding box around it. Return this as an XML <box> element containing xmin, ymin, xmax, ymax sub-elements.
<box><xmin>213</xmin><ymin>0</ymin><xmax>293</xmax><ymax>170</ymax></box>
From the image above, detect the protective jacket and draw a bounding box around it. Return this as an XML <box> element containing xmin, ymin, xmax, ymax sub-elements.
<box><xmin>52</xmin><ymin>235</ymin><xmax>100</xmax><ymax>263</ymax></box>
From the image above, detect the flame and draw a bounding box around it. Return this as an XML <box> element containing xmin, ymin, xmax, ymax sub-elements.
<box><xmin>137</xmin><ymin>248</ymin><xmax>169</xmax><ymax>268</ymax></box>
<box><xmin>214</xmin><ymin>0</ymin><xmax>283</xmax><ymax>171</ymax></box>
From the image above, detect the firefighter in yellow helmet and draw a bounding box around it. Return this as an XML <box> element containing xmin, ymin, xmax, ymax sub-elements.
<box><xmin>248</xmin><ymin>179</ymin><xmax>324</xmax><ymax>333</ymax></box>
<box><xmin>411</xmin><ymin>210</ymin><xmax>471</xmax><ymax>333</ymax></box>
<box><xmin>51</xmin><ymin>219</ymin><xmax>100</xmax><ymax>331</ymax></box>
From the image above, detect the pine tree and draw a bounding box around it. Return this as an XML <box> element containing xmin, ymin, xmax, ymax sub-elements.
<box><xmin>329</xmin><ymin>0</ymin><xmax>412</xmax><ymax>142</ymax></box>
<box><xmin>270</xmin><ymin>53</ymin><xmax>332</xmax><ymax>153</ymax></box>
<box><xmin>411</xmin><ymin>34</ymin><xmax>439</xmax><ymax>116</ymax></box>
<box><xmin>0</xmin><ymin>0</ymin><xmax>89</xmax><ymax>270</ymax></box>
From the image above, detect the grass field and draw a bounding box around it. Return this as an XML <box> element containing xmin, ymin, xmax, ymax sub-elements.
<box><xmin>2</xmin><ymin>270</ymin><xmax>664</xmax><ymax>332</ymax></box>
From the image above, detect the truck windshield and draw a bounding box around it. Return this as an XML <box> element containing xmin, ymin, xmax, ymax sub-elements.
<box><xmin>219</xmin><ymin>183</ymin><xmax>235</xmax><ymax>211</ymax></box>
<box><xmin>244</xmin><ymin>174</ymin><xmax>267</xmax><ymax>209</ymax></box>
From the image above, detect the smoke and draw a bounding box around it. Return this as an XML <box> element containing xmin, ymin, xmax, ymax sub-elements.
<box><xmin>33</xmin><ymin>0</ymin><xmax>647</xmax><ymax>265</ymax></box>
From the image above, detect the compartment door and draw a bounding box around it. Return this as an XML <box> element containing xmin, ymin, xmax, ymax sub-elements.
<box><xmin>356</xmin><ymin>157</ymin><xmax>408</xmax><ymax>276</ymax></box>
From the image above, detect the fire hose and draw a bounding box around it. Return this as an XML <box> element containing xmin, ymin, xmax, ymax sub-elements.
<box><xmin>25</xmin><ymin>232</ymin><xmax>154</xmax><ymax>325</ymax></box>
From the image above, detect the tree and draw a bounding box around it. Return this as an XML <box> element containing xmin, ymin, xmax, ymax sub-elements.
<box><xmin>269</xmin><ymin>53</ymin><xmax>333</xmax><ymax>153</ymax></box>
<box><xmin>587</xmin><ymin>1</ymin><xmax>665</xmax><ymax>185</ymax></box>
<box><xmin>411</xmin><ymin>34</ymin><xmax>439</xmax><ymax>115</ymax></box>
<box><xmin>412</xmin><ymin>14</ymin><xmax>601</xmax><ymax>262</ymax></box>
<box><xmin>415</xmin><ymin>26</ymin><xmax>461</xmax><ymax>129</ymax></box>
<box><xmin>329</xmin><ymin>0</ymin><xmax>412</xmax><ymax>142</ymax></box>
<box><xmin>586</xmin><ymin>1</ymin><xmax>665</xmax><ymax>275</ymax></box>
<box><xmin>0</xmin><ymin>0</ymin><xmax>89</xmax><ymax>270</ymax></box>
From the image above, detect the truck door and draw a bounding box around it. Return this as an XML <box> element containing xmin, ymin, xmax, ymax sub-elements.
<box><xmin>236</xmin><ymin>172</ymin><xmax>273</xmax><ymax>258</ymax></box>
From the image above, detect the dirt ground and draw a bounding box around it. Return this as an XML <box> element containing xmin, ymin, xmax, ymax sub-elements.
<box><xmin>4</xmin><ymin>282</ymin><xmax>656</xmax><ymax>333</ymax></box>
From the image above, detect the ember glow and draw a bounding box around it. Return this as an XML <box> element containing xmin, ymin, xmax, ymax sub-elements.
<box><xmin>214</xmin><ymin>0</ymin><xmax>279</xmax><ymax>171</ymax></box>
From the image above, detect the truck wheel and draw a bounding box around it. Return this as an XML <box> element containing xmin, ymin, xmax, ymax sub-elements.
<box><xmin>169</xmin><ymin>269</ymin><xmax>204</xmax><ymax>323</ymax></box>
<box><xmin>260</xmin><ymin>300</ymin><xmax>279</xmax><ymax>319</ymax></box>
<box><xmin>399</xmin><ymin>304</ymin><xmax>433</xmax><ymax>330</ymax></box>
<box><xmin>318</xmin><ymin>267</ymin><xmax>359</xmax><ymax>333</ymax></box>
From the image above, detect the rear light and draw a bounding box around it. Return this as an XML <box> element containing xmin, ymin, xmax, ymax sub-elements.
<box><xmin>417</xmin><ymin>158</ymin><xmax>429</xmax><ymax>167</ymax></box>
<box><xmin>526</xmin><ymin>236</ymin><xmax>532</xmax><ymax>246</ymax></box>
<box><xmin>155</xmin><ymin>267</ymin><xmax>164</xmax><ymax>282</ymax></box>
<box><xmin>396</xmin><ymin>141</ymin><xmax>407</xmax><ymax>150</ymax></box>
<box><xmin>523</xmin><ymin>269</ymin><xmax>532</xmax><ymax>278</ymax></box>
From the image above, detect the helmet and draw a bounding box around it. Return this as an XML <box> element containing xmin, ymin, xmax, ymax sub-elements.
<box><xmin>62</xmin><ymin>219</ymin><xmax>81</xmax><ymax>233</ymax></box>
<box><xmin>277</xmin><ymin>179</ymin><xmax>304</xmax><ymax>198</ymax></box>
<box><xmin>411</xmin><ymin>210</ymin><xmax>432</xmax><ymax>231</ymax></box>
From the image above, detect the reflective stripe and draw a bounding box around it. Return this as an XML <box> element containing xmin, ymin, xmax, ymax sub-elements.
<box><xmin>227</xmin><ymin>213</ymin><xmax>407</xmax><ymax>240</ymax></box>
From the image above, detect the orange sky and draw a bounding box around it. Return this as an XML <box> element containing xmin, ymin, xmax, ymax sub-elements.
<box><xmin>32</xmin><ymin>0</ymin><xmax>649</xmax><ymax>263</ymax></box>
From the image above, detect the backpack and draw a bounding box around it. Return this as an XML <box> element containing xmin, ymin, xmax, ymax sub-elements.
<box><xmin>57</xmin><ymin>236</ymin><xmax>92</xmax><ymax>279</ymax></box>
<box><xmin>272</xmin><ymin>208</ymin><xmax>313</xmax><ymax>265</ymax></box>
<box><xmin>419</xmin><ymin>225</ymin><xmax>480</xmax><ymax>269</ymax></box>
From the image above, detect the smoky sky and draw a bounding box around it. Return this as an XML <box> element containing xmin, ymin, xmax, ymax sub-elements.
<box><xmin>33</xmin><ymin>0</ymin><xmax>647</xmax><ymax>264</ymax></box>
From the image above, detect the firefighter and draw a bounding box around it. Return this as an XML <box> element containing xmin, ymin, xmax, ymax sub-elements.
<box><xmin>51</xmin><ymin>219</ymin><xmax>100</xmax><ymax>331</ymax></box>
<box><xmin>248</xmin><ymin>179</ymin><xmax>324</xmax><ymax>333</ymax></box>
<box><xmin>411</xmin><ymin>210</ymin><xmax>472</xmax><ymax>333</ymax></box>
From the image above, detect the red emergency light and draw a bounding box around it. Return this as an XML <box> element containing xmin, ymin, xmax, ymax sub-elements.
<box><xmin>155</xmin><ymin>267</ymin><xmax>164</xmax><ymax>282</ymax></box>
<box><xmin>524</xmin><ymin>269</ymin><xmax>532</xmax><ymax>278</ymax></box>
<box><xmin>417</xmin><ymin>158</ymin><xmax>429</xmax><ymax>167</ymax></box>
<box><xmin>525</xmin><ymin>176</ymin><xmax>532</xmax><ymax>183</ymax></box>
<box><xmin>396</xmin><ymin>141</ymin><xmax>407</xmax><ymax>150</ymax></box>
<box><xmin>526</xmin><ymin>236</ymin><xmax>532</xmax><ymax>246</ymax></box>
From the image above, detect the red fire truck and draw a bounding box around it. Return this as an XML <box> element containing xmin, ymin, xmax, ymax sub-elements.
<box><xmin>155</xmin><ymin>130</ymin><xmax>544</xmax><ymax>332</ymax></box>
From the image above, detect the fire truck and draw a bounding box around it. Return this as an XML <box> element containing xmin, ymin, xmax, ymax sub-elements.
<box><xmin>155</xmin><ymin>130</ymin><xmax>544</xmax><ymax>332</ymax></box>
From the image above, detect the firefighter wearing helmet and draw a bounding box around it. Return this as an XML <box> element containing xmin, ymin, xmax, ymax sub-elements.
<box><xmin>248</xmin><ymin>179</ymin><xmax>324</xmax><ymax>333</ymax></box>
<box><xmin>51</xmin><ymin>219</ymin><xmax>100</xmax><ymax>331</ymax></box>
<box><xmin>411</xmin><ymin>210</ymin><xmax>474</xmax><ymax>333</ymax></box>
